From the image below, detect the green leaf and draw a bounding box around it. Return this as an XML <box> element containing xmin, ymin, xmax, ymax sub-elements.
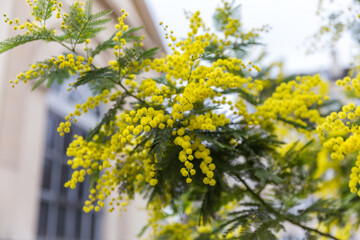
<box><xmin>142</xmin><ymin>47</ymin><xmax>159</xmax><ymax>59</ymax></box>
<box><xmin>33</xmin><ymin>0</ymin><xmax>54</xmax><ymax>21</ymax></box>
<box><xmin>84</xmin><ymin>0</ymin><xmax>93</xmax><ymax>18</ymax></box>
<box><xmin>88</xmin><ymin>76</ymin><xmax>116</xmax><ymax>94</ymax></box>
<box><xmin>0</xmin><ymin>30</ymin><xmax>53</xmax><ymax>54</ymax></box>
<box><xmin>149</xmin><ymin>128</ymin><xmax>172</xmax><ymax>163</ymax></box>
<box><xmin>62</xmin><ymin>0</ymin><xmax>110</xmax><ymax>44</ymax></box>
<box><xmin>121</xmin><ymin>26</ymin><xmax>144</xmax><ymax>42</ymax></box>
<box><xmin>277</xmin><ymin>115</ymin><xmax>315</xmax><ymax>131</ymax></box>
<box><xmin>240</xmin><ymin>221</ymin><xmax>278</xmax><ymax>240</ymax></box>
<box><xmin>123</xmin><ymin>26</ymin><xmax>144</xmax><ymax>35</ymax></box>
<box><xmin>196</xmin><ymin>132</ymin><xmax>236</xmax><ymax>151</ymax></box>
<box><xmin>87</xmin><ymin>18</ymin><xmax>112</xmax><ymax>27</ymax></box>
<box><xmin>90</xmin><ymin>27</ymin><xmax>144</xmax><ymax>57</ymax></box>
<box><xmin>73</xmin><ymin>67</ymin><xmax>118</xmax><ymax>88</ymax></box>
<box><xmin>137</xmin><ymin>223</ymin><xmax>150</xmax><ymax>237</ymax></box>
<box><xmin>90</xmin><ymin>32</ymin><xmax>117</xmax><ymax>57</ymax></box>
<box><xmin>254</xmin><ymin>168</ymin><xmax>284</xmax><ymax>184</ymax></box>
<box><xmin>32</xmin><ymin>65</ymin><xmax>70</xmax><ymax>91</ymax></box>
<box><xmin>219</xmin><ymin>88</ymin><xmax>259</xmax><ymax>105</ymax></box>
<box><xmin>46</xmin><ymin>68</ymin><xmax>70</xmax><ymax>88</ymax></box>
<box><xmin>89</xmin><ymin>168</ymin><xmax>99</xmax><ymax>190</ymax></box>
<box><xmin>31</xmin><ymin>78</ymin><xmax>47</xmax><ymax>91</ymax></box>
<box><xmin>90</xmin><ymin>10</ymin><xmax>113</xmax><ymax>20</ymax></box>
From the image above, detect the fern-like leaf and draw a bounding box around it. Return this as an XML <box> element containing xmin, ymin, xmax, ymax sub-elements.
<box><xmin>84</xmin><ymin>0</ymin><xmax>93</xmax><ymax>18</ymax></box>
<box><xmin>32</xmin><ymin>64</ymin><xmax>70</xmax><ymax>90</ymax></box>
<box><xmin>73</xmin><ymin>67</ymin><xmax>118</xmax><ymax>88</ymax></box>
<box><xmin>0</xmin><ymin>30</ymin><xmax>53</xmax><ymax>54</ymax></box>
<box><xmin>33</xmin><ymin>0</ymin><xmax>54</xmax><ymax>21</ymax></box>
<box><xmin>90</xmin><ymin>10</ymin><xmax>113</xmax><ymax>20</ymax></box>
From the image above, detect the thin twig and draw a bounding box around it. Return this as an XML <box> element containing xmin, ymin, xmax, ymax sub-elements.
<box><xmin>50</xmin><ymin>36</ymin><xmax>75</xmax><ymax>53</ymax></box>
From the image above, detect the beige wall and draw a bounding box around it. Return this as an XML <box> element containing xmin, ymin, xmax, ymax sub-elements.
<box><xmin>0</xmin><ymin>0</ymin><xmax>162</xmax><ymax>239</ymax></box>
<box><xmin>0</xmin><ymin>2</ymin><xmax>47</xmax><ymax>239</ymax></box>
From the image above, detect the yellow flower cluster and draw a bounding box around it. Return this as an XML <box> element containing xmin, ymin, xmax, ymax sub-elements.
<box><xmin>10</xmin><ymin>54</ymin><xmax>91</xmax><ymax>88</ymax></box>
<box><xmin>155</xmin><ymin>222</ymin><xmax>195</xmax><ymax>240</ymax></box>
<box><xmin>146</xmin><ymin>198</ymin><xmax>243</xmax><ymax>239</ymax></box>
<box><xmin>146</xmin><ymin>193</ymin><xmax>172</xmax><ymax>237</ymax></box>
<box><xmin>316</xmin><ymin>102</ymin><xmax>360</xmax><ymax>195</ymax></box>
<box><xmin>57</xmin><ymin>8</ymin><xmax>272</xmax><ymax>214</ymax></box>
<box><xmin>214</xmin><ymin>1</ymin><xmax>268</xmax><ymax>44</ymax></box>
<box><xmin>336</xmin><ymin>75</ymin><xmax>360</xmax><ymax>92</ymax></box>
<box><xmin>174</xmin><ymin>135</ymin><xmax>217</xmax><ymax>185</ymax></box>
<box><xmin>62</xmin><ymin>106</ymin><xmax>168</xmax><ymax>212</ymax></box>
<box><xmin>141</xmin><ymin>36</ymin><xmax>262</xmax><ymax>121</ymax></box>
<box><xmin>85</xmin><ymin>146</ymin><xmax>152</xmax><ymax>213</ymax></box>
<box><xmin>32</xmin><ymin>0</ymin><xmax>63</xmax><ymax>20</ymax></box>
<box><xmin>64</xmin><ymin>133</ymin><xmax>159</xmax><ymax>213</ymax></box>
<box><xmin>53</xmin><ymin>54</ymin><xmax>90</xmax><ymax>72</ymax></box>
<box><xmin>317</xmin><ymin>221</ymin><xmax>352</xmax><ymax>240</ymax></box>
<box><xmin>61</xmin><ymin>1</ymin><xmax>86</xmax><ymax>31</ymax></box>
<box><xmin>224</xmin><ymin>17</ymin><xmax>241</xmax><ymax>39</ymax></box>
<box><xmin>350</xmin><ymin>159</ymin><xmax>360</xmax><ymax>195</ymax></box>
<box><xmin>3</xmin><ymin>15</ymin><xmax>36</xmax><ymax>33</ymax></box>
<box><xmin>255</xmin><ymin>75</ymin><xmax>328</xmax><ymax>134</ymax></box>
<box><xmin>57</xmin><ymin>89</ymin><xmax>113</xmax><ymax>136</ymax></box>
<box><xmin>4</xmin><ymin>0</ymin><xmax>62</xmax><ymax>32</ymax></box>
<box><xmin>317</xmin><ymin>102</ymin><xmax>358</xmax><ymax>139</ymax></box>
<box><xmin>112</xmin><ymin>9</ymin><xmax>129</xmax><ymax>58</ymax></box>
<box><xmin>64</xmin><ymin>100</ymin><xmax>233</xmax><ymax>211</ymax></box>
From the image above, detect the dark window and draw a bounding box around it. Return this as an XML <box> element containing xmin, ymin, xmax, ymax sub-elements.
<box><xmin>41</xmin><ymin>160</ymin><xmax>52</xmax><ymax>190</ymax></box>
<box><xmin>59</xmin><ymin>165</ymin><xmax>69</xmax><ymax>195</ymax></box>
<box><xmin>56</xmin><ymin>206</ymin><xmax>66</xmax><ymax>237</ymax></box>
<box><xmin>37</xmin><ymin>112</ymin><xmax>102</xmax><ymax>240</ymax></box>
<box><xmin>37</xmin><ymin>202</ymin><xmax>49</xmax><ymax>236</ymax></box>
<box><xmin>75</xmin><ymin>210</ymin><xmax>82</xmax><ymax>239</ymax></box>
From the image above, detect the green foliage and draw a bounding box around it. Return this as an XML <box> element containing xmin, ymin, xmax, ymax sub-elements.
<box><xmin>0</xmin><ymin>29</ymin><xmax>53</xmax><ymax>54</ymax></box>
<box><xmin>73</xmin><ymin>67</ymin><xmax>118</xmax><ymax>89</ymax></box>
<box><xmin>213</xmin><ymin>0</ymin><xmax>241</xmax><ymax>32</ymax></box>
<box><xmin>61</xmin><ymin>0</ymin><xmax>112</xmax><ymax>46</ymax></box>
<box><xmin>25</xmin><ymin>58</ymin><xmax>73</xmax><ymax>90</ymax></box>
<box><xmin>90</xmin><ymin>26</ymin><xmax>143</xmax><ymax>57</ymax></box>
<box><xmin>33</xmin><ymin>0</ymin><xmax>55</xmax><ymax>21</ymax></box>
<box><xmin>33</xmin><ymin>67</ymin><xmax>70</xmax><ymax>90</ymax></box>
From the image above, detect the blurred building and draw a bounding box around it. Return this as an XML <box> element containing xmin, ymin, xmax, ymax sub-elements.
<box><xmin>0</xmin><ymin>0</ymin><xmax>163</xmax><ymax>239</ymax></box>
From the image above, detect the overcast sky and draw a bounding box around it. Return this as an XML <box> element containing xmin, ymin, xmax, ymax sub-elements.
<box><xmin>145</xmin><ymin>0</ymin><xmax>355</xmax><ymax>75</ymax></box>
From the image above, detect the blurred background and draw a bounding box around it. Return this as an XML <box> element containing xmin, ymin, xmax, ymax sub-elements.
<box><xmin>0</xmin><ymin>0</ymin><xmax>355</xmax><ymax>239</ymax></box>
